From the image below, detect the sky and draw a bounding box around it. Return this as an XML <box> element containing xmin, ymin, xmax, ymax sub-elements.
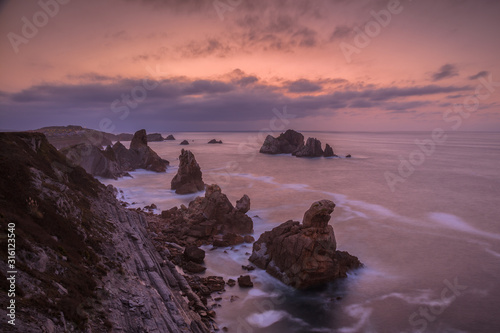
<box><xmin>0</xmin><ymin>0</ymin><xmax>499</xmax><ymax>133</ymax></box>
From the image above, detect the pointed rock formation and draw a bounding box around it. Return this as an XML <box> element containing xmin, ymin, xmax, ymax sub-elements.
<box><xmin>171</xmin><ymin>149</ymin><xmax>205</xmax><ymax>194</ymax></box>
<box><xmin>165</xmin><ymin>134</ymin><xmax>176</xmax><ymax>140</ymax></box>
<box><xmin>249</xmin><ymin>200</ymin><xmax>362</xmax><ymax>289</ymax></box>
<box><xmin>323</xmin><ymin>144</ymin><xmax>335</xmax><ymax>157</ymax></box>
<box><xmin>259</xmin><ymin>129</ymin><xmax>304</xmax><ymax>154</ymax></box>
<box><xmin>159</xmin><ymin>185</ymin><xmax>253</xmax><ymax>246</ymax></box>
<box><xmin>180</xmin><ymin>140</ymin><xmax>189</xmax><ymax>145</ymax></box>
<box><xmin>294</xmin><ymin>137</ymin><xmax>324</xmax><ymax>157</ymax></box>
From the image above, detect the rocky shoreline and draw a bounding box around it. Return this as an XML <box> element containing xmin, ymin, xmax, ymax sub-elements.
<box><xmin>0</xmin><ymin>131</ymin><xmax>362</xmax><ymax>332</ymax></box>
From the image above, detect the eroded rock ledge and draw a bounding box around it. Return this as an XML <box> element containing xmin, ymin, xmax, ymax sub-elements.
<box><xmin>249</xmin><ymin>200</ymin><xmax>362</xmax><ymax>289</ymax></box>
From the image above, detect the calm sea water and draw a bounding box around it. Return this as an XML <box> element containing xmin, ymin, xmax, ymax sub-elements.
<box><xmin>101</xmin><ymin>131</ymin><xmax>500</xmax><ymax>333</ymax></box>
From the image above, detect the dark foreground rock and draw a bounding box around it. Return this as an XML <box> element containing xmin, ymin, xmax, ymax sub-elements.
<box><xmin>237</xmin><ymin>275</ymin><xmax>254</xmax><ymax>288</ymax></box>
<box><xmin>156</xmin><ymin>185</ymin><xmax>253</xmax><ymax>247</ymax></box>
<box><xmin>0</xmin><ymin>132</ymin><xmax>211</xmax><ymax>332</ymax></box>
<box><xmin>249</xmin><ymin>200</ymin><xmax>362</xmax><ymax>289</ymax></box>
<box><xmin>62</xmin><ymin>129</ymin><xmax>169</xmax><ymax>178</ymax></box>
<box><xmin>171</xmin><ymin>149</ymin><xmax>205</xmax><ymax>194</ymax></box>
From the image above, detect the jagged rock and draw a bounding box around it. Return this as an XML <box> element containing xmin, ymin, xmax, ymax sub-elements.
<box><xmin>208</xmin><ymin>139</ymin><xmax>223</xmax><ymax>144</ymax></box>
<box><xmin>147</xmin><ymin>133</ymin><xmax>164</xmax><ymax>141</ymax></box>
<box><xmin>171</xmin><ymin>149</ymin><xmax>205</xmax><ymax>194</ymax></box>
<box><xmin>123</xmin><ymin>129</ymin><xmax>169</xmax><ymax>173</ymax></box>
<box><xmin>61</xmin><ymin>143</ymin><xmax>125</xmax><ymax>179</ymax></box>
<box><xmin>158</xmin><ymin>184</ymin><xmax>253</xmax><ymax>246</ymax></box>
<box><xmin>294</xmin><ymin>137</ymin><xmax>324</xmax><ymax>157</ymax></box>
<box><xmin>0</xmin><ymin>132</ymin><xmax>210</xmax><ymax>332</ymax></box>
<box><xmin>180</xmin><ymin>140</ymin><xmax>189</xmax><ymax>145</ymax></box>
<box><xmin>184</xmin><ymin>245</ymin><xmax>205</xmax><ymax>264</ymax></box>
<box><xmin>249</xmin><ymin>200</ymin><xmax>362</xmax><ymax>289</ymax></box>
<box><xmin>235</xmin><ymin>194</ymin><xmax>250</xmax><ymax>213</ymax></box>
<box><xmin>227</xmin><ymin>279</ymin><xmax>236</xmax><ymax>287</ymax></box>
<box><xmin>165</xmin><ymin>134</ymin><xmax>176</xmax><ymax>140</ymax></box>
<box><xmin>324</xmin><ymin>144</ymin><xmax>335</xmax><ymax>157</ymax></box>
<box><xmin>237</xmin><ymin>275</ymin><xmax>253</xmax><ymax>288</ymax></box>
<box><xmin>259</xmin><ymin>129</ymin><xmax>304</xmax><ymax>154</ymax></box>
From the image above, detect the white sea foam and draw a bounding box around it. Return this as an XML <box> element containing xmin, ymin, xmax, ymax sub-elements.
<box><xmin>428</xmin><ymin>212</ymin><xmax>500</xmax><ymax>241</ymax></box>
<box><xmin>246</xmin><ymin>310</ymin><xmax>288</xmax><ymax>328</ymax></box>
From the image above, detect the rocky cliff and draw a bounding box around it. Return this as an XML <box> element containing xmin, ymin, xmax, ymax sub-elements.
<box><xmin>0</xmin><ymin>132</ymin><xmax>211</xmax><ymax>332</ymax></box>
<box><xmin>249</xmin><ymin>200</ymin><xmax>361</xmax><ymax>289</ymax></box>
<box><xmin>62</xmin><ymin>129</ymin><xmax>169</xmax><ymax>179</ymax></box>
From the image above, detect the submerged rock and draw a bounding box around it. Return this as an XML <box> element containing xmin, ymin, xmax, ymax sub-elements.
<box><xmin>237</xmin><ymin>275</ymin><xmax>253</xmax><ymax>288</ymax></box>
<box><xmin>249</xmin><ymin>200</ymin><xmax>362</xmax><ymax>289</ymax></box>
<box><xmin>171</xmin><ymin>149</ymin><xmax>205</xmax><ymax>194</ymax></box>
<box><xmin>294</xmin><ymin>137</ymin><xmax>324</xmax><ymax>157</ymax></box>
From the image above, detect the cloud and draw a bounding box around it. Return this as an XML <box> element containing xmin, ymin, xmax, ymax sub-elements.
<box><xmin>432</xmin><ymin>64</ymin><xmax>459</xmax><ymax>81</ymax></box>
<box><xmin>468</xmin><ymin>71</ymin><xmax>489</xmax><ymax>80</ymax></box>
<box><xmin>0</xmin><ymin>74</ymin><xmax>471</xmax><ymax>131</ymax></box>
<box><xmin>286</xmin><ymin>79</ymin><xmax>322</xmax><ymax>93</ymax></box>
<box><xmin>329</xmin><ymin>25</ymin><xmax>353</xmax><ymax>41</ymax></box>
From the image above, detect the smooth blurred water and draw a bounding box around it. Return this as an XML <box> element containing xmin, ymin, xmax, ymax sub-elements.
<box><xmin>101</xmin><ymin>131</ymin><xmax>500</xmax><ymax>333</ymax></box>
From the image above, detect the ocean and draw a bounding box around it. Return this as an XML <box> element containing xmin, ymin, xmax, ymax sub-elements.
<box><xmin>101</xmin><ymin>131</ymin><xmax>500</xmax><ymax>333</ymax></box>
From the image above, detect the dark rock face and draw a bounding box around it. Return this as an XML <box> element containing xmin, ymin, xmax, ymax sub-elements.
<box><xmin>180</xmin><ymin>140</ymin><xmax>189</xmax><ymax>145</ymax></box>
<box><xmin>147</xmin><ymin>133</ymin><xmax>164</xmax><ymax>141</ymax></box>
<box><xmin>184</xmin><ymin>245</ymin><xmax>206</xmax><ymax>264</ymax></box>
<box><xmin>208</xmin><ymin>139</ymin><xmax>223</xmax><ymax>144</ymax></box>
<box><xmin>62</xmin><ymin>129</ymin><xmax>169</xmax><ymax>178</ymax></box>
<box><xmin>61</xmin><ymin>143</ymin><xmax>126</xmax><ymax>179</ymax></box>
<box><xmin>259</xmin><ymin>129</ymin><xmax>304</xmax><ymax>154</ymax></box>
<box><xmin>171</xmin><ymin>149</ymin><xmax>205</xmax><ymax>194</ymax></box>
<box><xmin>237</xmin><ymin>275</ymin><xmax>253</xmax><ymax>288</ymax></box>
<box><xmin>249</xmin><ymin>200</ymin><xmax>362</xmax><ymax>289</ymax></box>
<box><xmin>165</xmin><ymin>134</ymin><xmax>176</xmax><ymax>140</ymax></box>
<box><xmin>159</xmin><ymin>185</ymin><xmax>253</xmax><ymax>246</ymax></box>
<box><xmin>0</xmin><ymin>132</ymin><xmax>210</xmax><ymax>332</ymax></box>
<box><xmin>235</xmin><ymin>194</ymin><xmax>250</xmax><ymax>213</ymax></box>
<box><xmin>294</xmin><ymin>137</ymin><xmax>324</xmax><ymax>157</ymax></box>
<box><xmin>119</xmin><ymin>129</ymin><xmax>169</xmax><ymax>173</ymax></box>
<box><xmin>324</xmin><ymin>144</ymin><xmax>335</xmax><ymax>157</ymax></box>
<box><xmin>346</xmin><ymin>154</ymin><xmax>352</xmax><ymax>158</ymax></box>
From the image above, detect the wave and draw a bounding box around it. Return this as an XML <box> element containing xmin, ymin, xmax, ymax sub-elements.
<box><xmin>428</xmin><ymin>212</ymin><xmax>500</xmax><ymax>241</ymax></box>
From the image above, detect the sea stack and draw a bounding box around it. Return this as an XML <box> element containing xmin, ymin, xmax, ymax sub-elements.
<box><xmin>171</xmin><ymin>149</ymin><xmax>205</xmax><ymax>194</ymax></box>
<box><xmin>249</xmin><ymin>200</ymin><xmax>362</xmax><ymax>289</ymax></box>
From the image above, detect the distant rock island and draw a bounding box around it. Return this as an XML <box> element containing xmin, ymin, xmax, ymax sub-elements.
<box><xmin>260</xmin><ymin>129</ymin><xmax>338</xmax><ymax>158</ymax></box>
<box><xmin>250</xmin><ymin>199</ymin><xmax>362</xmax><ymax>289</ymax></box>
<box><xmin>180</xmin><ymin>139</ymin><xmax>190</xmax><ymax>145</ymax></box>
<box><xmin>207</xmin><ymin>139</ymin><xmax>223</xmax><ymax>144</ymax></box>
<box><xmin>61</xmin><ymin>129</ymin><xmax>169</xmax><ymax>179</ymax></box>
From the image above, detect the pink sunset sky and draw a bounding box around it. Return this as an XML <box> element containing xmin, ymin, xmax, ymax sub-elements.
<box><xmin>0</xmin><ymin>0</ymin><xmax>499</xmax><ymax>132</ymax></box>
